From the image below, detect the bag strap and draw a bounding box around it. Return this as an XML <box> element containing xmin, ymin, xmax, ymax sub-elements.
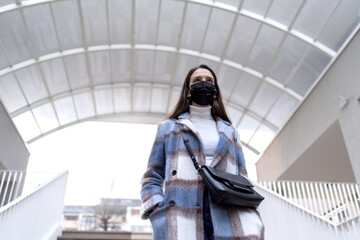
<box><xmin>179</xmin><ymin>125</ymin><xmax>200</xmax><ymax>171</ymax></box>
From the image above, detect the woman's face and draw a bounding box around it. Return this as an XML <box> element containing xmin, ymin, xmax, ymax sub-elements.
<box><xmin>187</xmin><ymin>68</ymin><xmax>216</xmax><ymax>107</ymax></box>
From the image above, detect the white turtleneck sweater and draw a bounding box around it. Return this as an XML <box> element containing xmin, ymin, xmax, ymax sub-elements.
<box><xmin>189</xmin><ymin>105</ymin><xmax>219</xmax><ymax>166</ymax></box>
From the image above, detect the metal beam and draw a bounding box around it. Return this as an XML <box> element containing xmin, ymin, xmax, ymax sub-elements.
<box><xmin>172</xmin><ymin>0</ymin><xmax>336</xmax><ymax>57</ymax></box>
<box><xmin>10</xmin><ymin>82</ymin><xmax>278</xmax><ymax>133</ymax></box>
<box><xmin>18</xmin><ymin>3</ymin><xmax>61</xmax><ymax>133</ymax></box>
<box><xmin>149</xmin><ymin>0</ymin><xmax>163</xmax><ymax>113</ymax></box>
<box><xmin>0</xmin><ymin>44</ymin><xmax>303</xmax><ymax>101</ymax></box>
<box><xmin>130</xmin><ymin>0</ymin><xmax>136</xmax><ymax>112</ymax></box>
<box><xmin>0</xmin><ymin>0</ymin><xmax>337</xmax><ymax>57</ymax></box>
<box><xmin>77</xmin><ymin>0</ymin><xmax>98</xmax><ymax>117</ymax></box>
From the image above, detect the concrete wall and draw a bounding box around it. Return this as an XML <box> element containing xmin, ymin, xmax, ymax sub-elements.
<box><xmin>257</xmin><ymin>29</ymin><xmax>360</xmax><ymax>182</ymax></box>
<box><xmin>0</xmin><ymin>101</ymin><xmax>30</xmax><ymax>170</ymax></box>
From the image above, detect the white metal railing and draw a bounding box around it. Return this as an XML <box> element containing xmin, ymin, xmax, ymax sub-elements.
<box><xmin>0</xmin><ymin>171</ymin><xmax>68</xmax><ymax>240</ymax></box>
<box><xmin>0</xmin><ymin>170</ymin><xmax>60</xmax><ymax>208</ymax></box>
<box><xmin>257</xmin><ymin>180</ymin><xmax>360</xmax><ymax>226</ymax></box>
<box><xmin>255</xmin><ymin>183</ymin><xmax>360</xmax><ymax>240</ymax></box>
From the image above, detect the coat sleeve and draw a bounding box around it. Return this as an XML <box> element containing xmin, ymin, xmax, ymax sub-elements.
<box><xmin>234</xmin><ymin>129</ymin><xmax>248</xmax><ymax>177</ymax></box>
<box><xmin>140</xmin><ymin>122</ymin><xmax>166</xmax><ymax>219</ymax></box>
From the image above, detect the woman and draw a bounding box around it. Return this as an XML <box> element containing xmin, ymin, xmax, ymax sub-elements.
<box><xmin>140</xmin><ymin>64</ymin><xmax>264</xmax><ymax>240</ymax></box>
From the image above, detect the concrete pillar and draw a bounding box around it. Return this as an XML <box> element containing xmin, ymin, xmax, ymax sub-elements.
<box><xmin>0</xmin><ymin>100</ymin><xmax>29</xmax><ymax>170</ymax></box>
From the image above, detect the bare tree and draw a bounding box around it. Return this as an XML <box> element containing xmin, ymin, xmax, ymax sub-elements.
<box><xmin>91</xmin><ymin>198</ymin><xmax>127</xmax><ymax>231</ymax></box>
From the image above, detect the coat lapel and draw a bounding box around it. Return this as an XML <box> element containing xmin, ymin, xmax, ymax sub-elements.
<box><xmin>211</xmin><ymin>118</ymin><xmax>234</xmax><ymax>168</ymax></box>
<box><xmin>176</xmin><ymin>113</ymin><xmax>206</xmax><ymax>166</ymax></box>
<box><xmin>176</xmin><ymin>112</ymin><xmax>235</xmax><ymax>168</ymax></box>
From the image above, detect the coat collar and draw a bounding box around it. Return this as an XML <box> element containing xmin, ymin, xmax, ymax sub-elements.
<box><xmin>176</xmin><ymin>112</ymin><xmax>234</xmax><ymax>168</ymax></box>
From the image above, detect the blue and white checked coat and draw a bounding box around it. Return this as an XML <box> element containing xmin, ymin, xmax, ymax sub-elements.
<box><xmin>141</xmin><ymin>112</ymin><xmax>264</xmax><ymax>240</ymax></box>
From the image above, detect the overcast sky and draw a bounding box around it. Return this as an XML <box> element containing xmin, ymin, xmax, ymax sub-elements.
<box><xmin>26</xmin><ymin>121</ymin><xmax>258</xmax><ymax>206</ymax></box>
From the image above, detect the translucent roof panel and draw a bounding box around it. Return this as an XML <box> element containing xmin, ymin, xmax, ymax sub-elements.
<box><xmin>13</xmin><ymin>111</ymin><xmax>41</xmax><ymax>142</ymax></box>
<box><xmin>0</xmin><ymin>0</ymin><xmax>359</xmax><ymax>155</ymax></box>
<box><xmin>266</xmin><ymin>93</ymin><xmax>300</xmax><ymax>128</ymax></box>
<box><xmin>317</xmin><ymin>0</ymin><xmax>360</xmax><ymax>51</ymax></box>
<box><xmin>53</xmin><ymin>96</ymin><xmax>78</xmax><ymax>126</ymax></box>
<box><xmin>32</xmin><ymin>103</ymin><xmax>59</xmax><ymax>133</ymax></box>
<box><xmin>267</xmin><ymin>0</ymin><xmax>303</xmax><ymax>26</ymax></box>
<box><xmin>108</xmin><ymin>0</ymin><xmax>132</xmax><ymax>44</ymax></box>
<box><xmin>40</xmin><ymin>58</ymin><xmax>70</xmax><ymax>95</ymax></box>
<box><xmin>88</xmin><ymin>51</ymin><xmax>111</xmax><ymax>85</ymax></box>
<box><xmin>238</xmin><ymin>114</ymin><xmax>261</xmax><ymax>144</ymax></box>
<box><xmin>111</xmin><ymin>50</ymin><xmax>132</xmax><ymax>84</ymax></box>
<box><xmin>248</xmin><ymin>82</ymin><xmax>282</xmax><ymax>119</ymax></box>
<box><xmin>52</xmin><ymin>1</ymin><xmax>83</xmax><ymax>50</ymax></box>
<box><xmin>225</xmin><ymin>16</ymin><xmax>261</xmax><ymax>64</ymax></box>
<box><xmin>0</xmin><ymin>74</ymin><xmax>27</xmax><ymax>112</ymax></box>
<box><xmin>0</xmin><ymin>11</ymin><xmax>33</xmax><ymax>64</ymax></box>
<box><xmin>133</xmin><ymin>86</ymin><xmax>151</xmax><ymax>112</ymax></box>
<box><xmin>15</xmin><ymin>65</ymin><xmax>48</xmax><ymax>104</ymax></box>
<box><xmin>288</xmin><ymin>47</ymin><xmax>332</xmax><ymax>96</ymax></box>
<box><xmin>168</xmin><ymin>88</ymin><xmax>181</xmax><ymax>113</ymax></box>
<box><xmin>135</xmin><ymin>0</ymin><xmax>159</xmax><ymax>44</ymax></box>
<box><xmin>217</xmin><ymin>65</ymin><xmax>241</xmax><ymax>100</ymax></box>
<box><xmin>23</xmin><ymin>4</ymin><xmax>59</xmax><ymax>56</ymax></box>
<box><xmin>134</xmin><ymin>50</ymin><xmax>155</xmax><ymax>83</ymax></box>
<box><xmin>0</xmin><ymin>1</ymin><xmax>14</xmax><ymax>8</ymax></box>
<box><xmin>247</xmin><ymin>24</ymin><xmax>285</xmax><ymax>73</ymax></box>
<box><xmin>202</xmin><ymin>8</ymin><xmax>236</xmax><ymax>57</ymax></box>
<box><xmin>150</xmin><ymin>87</ymin><xmax>170</xmax><ymax>114</ymax></box>
<box><xmin>173</xmin><ymin>54</ymin><xmax>200</xmax><ymax>86</ymax></box>
<box><xmin>229</xmin><ymin>72</ymin><xmax>261</xmax><ymax>108</ymax></box>
<box><xmin>181</xmin><ymin>3</ymin><xmax>211</xmax><ymax>51</ymax></box>
<box><xmin>114</xmin><ymin>87</ymin><xmax>131</xmax><ymax>113</ymax></box>
<box><xmin>292</xmin><ymin>0</ymin><xmax>339</xmax><ymax>39</ymax></box>
<box><xmin>268</xmin><ymin>36</ymin><xmax>309</xmax><ymax>84</ymax></box>
<box><xmin>0</xmin><ymin>48</ymin><xmax>8</xmax><ymax>69</ymax></box>
<box><xmin>249</xmin><ymin>124</ymin><xmax>276</xmax><ymax>152</ymax></box>
<box><xmin>64</xmin><ymin>54</ymin><xmax>90</xmax><ymax>90</ymax></box>
<box><xmin>94</xmin><ymin>88</ymin><xmax>114</xmax><ymax>115</ymax></box>
<box><xmin>157</xmin><ymin>0</ymin><xmax>184</xmax><ymax>46</ymax></box>
<box><xmin>226</xmin><ymin>105</ymin><xmax>243</xmax><ymax>127</ymax></box>
<box><xmin>153</xmin><ymin>52</ymin><xmax>176</xmax><ymax>84</ymax></box>
<box><xmin>242</xmin><ymin>0</ymin><xmax>272</xmax><ymax>16</ymax></box>
<box><xmin>73</xmin><ymin>91</ymin><xmax>95</xmax><ymax>120</ymax></box>
<box><xmin>81</xmin><ymin>0</ymin><xmax>108</xmax><ymax>46</ymax></box>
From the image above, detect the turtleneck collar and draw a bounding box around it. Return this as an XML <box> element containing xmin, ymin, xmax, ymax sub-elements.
<box><xmin>189</xmin><ymin>105</ymin><xmax>213</xmax><ymax>120</ymax></box>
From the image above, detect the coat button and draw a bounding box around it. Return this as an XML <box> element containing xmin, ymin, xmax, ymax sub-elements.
<box><xmin>172</xmin><ymin>170</ymin><xmax>177</xmax><ymax>176</ymax></box>
<box><xmin>169</xmin><ymin>200</ymin><xmax>176</xmax><ymax>207</ymax></box>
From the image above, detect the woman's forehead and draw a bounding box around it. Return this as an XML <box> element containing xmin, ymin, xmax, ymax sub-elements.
<box><xmin>190</xmin><ymin>68</ymin><xmax>214</xmax><ymax>79</ymax></box>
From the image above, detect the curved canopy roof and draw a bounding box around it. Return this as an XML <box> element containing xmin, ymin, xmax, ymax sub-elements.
<box><xmin>0</xmin><ymin>0</ymin><xmax>359</xmax><ymax>156</ymax></box>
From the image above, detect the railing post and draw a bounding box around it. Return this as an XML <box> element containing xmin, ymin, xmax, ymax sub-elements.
<box><xmin>13</xmin><ymin>172</ymin><xmax>24</xmax><ymax>201</ymax></box>
<box><xmin>1</xmin><ymin>172</ymin><xmax>12</xmax><ymax>207</ymax></box>
<box><xmin>345</xmin><ymin>184</ymin><xmax>357</xmax><ymax>218</ymax></box>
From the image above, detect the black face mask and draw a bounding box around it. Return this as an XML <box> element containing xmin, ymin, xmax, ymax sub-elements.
<box><xmin>189</xmin><ymin>81</ymin><xmax>217</xmax><ymax>106</ymax></box>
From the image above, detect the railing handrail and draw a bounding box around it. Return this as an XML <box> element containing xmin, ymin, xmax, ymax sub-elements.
<box><xmin>0</xmin><ymin>171</ymin><xmax>68</xmax><ymax>214</ymax></box>
<box><xmin>0</xmin><ymin>170</ymin><xmax>68</xmax><ymax>240</ymax></box>
<box><xmin>254</xmin><ymin>183</ymin><xmax>339</xmax><ymax>226</ymax></box>
<box><xmin>257</xmin><ymin>179</ymin><xmax>360</xmax><ymax>185</ymax></box>
<box><xmin>255</xmin><ymin>180</ymin><xmax>360</xmax><ymax>227</ymax></box>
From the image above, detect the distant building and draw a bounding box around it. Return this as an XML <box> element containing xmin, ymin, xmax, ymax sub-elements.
<box><xmin>62</xmin><ymin>198</ymin><xmax>152</xmax><ymax>232</ymax></box>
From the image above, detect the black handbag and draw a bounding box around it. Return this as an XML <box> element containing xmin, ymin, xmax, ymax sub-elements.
<box><xmin>180</xmin><ymin>125</ymin><xmax>264</xmax><ymax>208</ymax></box>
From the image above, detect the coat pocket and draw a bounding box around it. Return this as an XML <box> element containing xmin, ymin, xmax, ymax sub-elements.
<box><xmin>149</xmin><ymin>205</ymin><xmax>167</xmax><ymax>240</ymax></box>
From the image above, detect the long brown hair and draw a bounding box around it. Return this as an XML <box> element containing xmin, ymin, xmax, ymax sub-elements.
<box><xmin>166</xmin><ymin>64</ymin><xmax>232</xmax><ymax>124</ymax></box>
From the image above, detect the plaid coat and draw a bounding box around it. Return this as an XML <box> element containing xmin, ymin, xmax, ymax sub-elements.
<box><xmin>141</xmin><ymin>112</ymin><xmax>264</xmax><ymax>240</ymax></box>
